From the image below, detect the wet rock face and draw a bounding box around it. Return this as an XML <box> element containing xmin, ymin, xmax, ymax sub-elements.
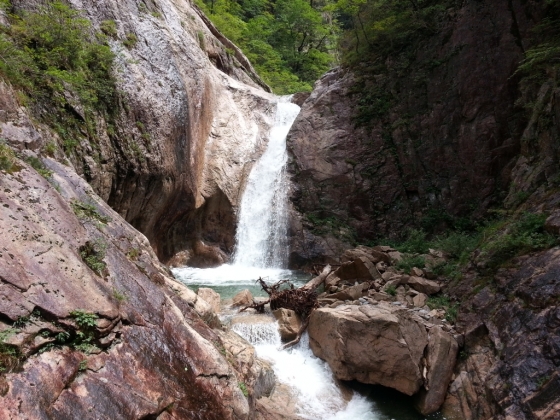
<box><xmin>0</xmin><ymin>159</ymin><xmax>252</xmax><ymax>419</ymax></box>
<box><xmin>309</xmin><ymin>303</ymin><xmax>459</xmax><ymax>413</ymax></box>
<box><xmin>286</xmin><ymin>1</ymin><xmax>545</xmax><ymax>267</ymax></box>
<box><xmin>4</xmin><ymin>0</ymin><xmax>278</xmax><ymax>266</ymax></box>
<box><xmin>442</xmin><ymin>248</ymin><xmax>560</xmax><ymax>420</ymax></box>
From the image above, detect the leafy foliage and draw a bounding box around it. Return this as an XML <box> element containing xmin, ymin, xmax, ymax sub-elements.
<box><xmin>395</xmin><ymin>254</ymin><xmax>426</xmax><ymax>274</ymax></box>
<box><xmin>335</xmin><ymin>0</ymin><xmax>450</xmax><ymax>66</ymax></box>
<box><xmin>70</xmin><ymin>310</ymin><xmax>98</xmax><ymax>329</ymax></box>
<box><xmin>385</xmin><ymin>285</ymin><xmax>397</xmax><ymax>296</ymax></box>
<box><xmin>0</xmin><ymin>139</ymin><xmax>16</xmax><ymax>172</ymax></box>
<box><xmin>0</xmin><ymin>1</ymin><xmax>116</xmax><ymax>153</ymax></box>
<box><xmin>426</xmin><ymin>295</ymin><xmax>458</xmax><ymax>323</ymax></box>
<box><xmin>71</xmin><ymin>200</ymin><xmax>111</xmax><ymax>224</ymax></box>
<box><xmin>79</xmin><ymin>239</ymin><xmax>108</xmax><ymax>275</ymax></box>
<box><xmin>391</xmin><ymin>228</ymin><xmax>429</xmax><ymax>254</ymax></box>
<box><xmin>479</xmin><ymin>212</ymin><xmax>557</xmax><ymax>269</ymax></box>
<box><xmin>196</xmin><ymin>0</ymin><xmax>337</xmax><ymax>93</ymax></box>
<box><xmin>515</xmin><ymin>1</ymin><xmax>560</xmax><ymax>86</ymax></box>
<box><xmin>238</xmin><ymin>381</ymin><xmax>249</xmax><ymax>397</ymax></box>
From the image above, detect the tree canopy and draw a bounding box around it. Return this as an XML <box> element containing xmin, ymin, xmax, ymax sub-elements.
<box><xmin>196</xmin><ymin>0</ymin><xmax>339</xmax><ymax>94</ymax></box>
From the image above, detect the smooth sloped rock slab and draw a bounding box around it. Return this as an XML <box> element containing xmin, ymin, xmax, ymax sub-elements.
<box><xmin>308</xmin><ymin>304</ymin><xmax>428</xmax><ymax>395</ymax></box>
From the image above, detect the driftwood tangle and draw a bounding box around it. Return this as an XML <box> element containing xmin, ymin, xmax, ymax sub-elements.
<box><xmin>240</xmin><ymin>265</ymin><xmax>331</xmax><ymax>348</ymax></box>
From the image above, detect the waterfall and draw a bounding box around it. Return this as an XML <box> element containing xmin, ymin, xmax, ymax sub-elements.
<box><xmin>233</xmin><ymin>96</ymin><xmax>300</xmax><ymax>268</ymax></box>
<box><xmin>232</xmin><ymin>321</ymin><xmax>380</xmax><ymax>420</ymax></box>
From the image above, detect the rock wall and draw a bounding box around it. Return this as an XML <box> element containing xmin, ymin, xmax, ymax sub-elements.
<box><xmin>441</xmin><ymin>246</ymin><xmax>560</xmax><ymax>420</ymax></box>
<box><xmin>286</xmin><ymin>0</ymin><xmax>552</xmax><ymax>267</ymax></box>
<box><xmin>0</xmin><ymin>155</ymin><xmax>266</xmax><ymax>419</ymax></box>
<box><xmin>3</xmin><ymin>0</ymin><xmax>279</xmax><ymax>266</ymax></box>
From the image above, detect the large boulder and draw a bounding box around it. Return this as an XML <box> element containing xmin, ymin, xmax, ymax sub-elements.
<box><xmin>405</xmin><ymin>276</ymin><xmax>441</xmax><ymax>295</ymax></box>
<box><xmin>272</xmin><ymin>308</ymin><xmax>302</xmax><ymax>341</ymax></box>
<box><xmin>334</xmin><ymin>257</ymin><xmax>381</xmax><ymax>282</ymax></box>
<box><xmin>308</xmin><ymin>304</ymin><xmax>428</xmax><ymax>395</ymax></box>
<box><xmin>232</xmin><ymin>289</ymin><xmax>253</xmax><ymax>307</ymax></box>
<box><xmin>415</xmin><ymin>327</ymin><xmax>459</xmax><ymax>415</ymax></box>
<box><xmin>198</xmin><ymin>287</ymin><xmax>221</xmax><ymax>314</ymax></box>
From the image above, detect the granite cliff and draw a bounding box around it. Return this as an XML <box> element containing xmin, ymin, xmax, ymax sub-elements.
<box><xmin>286</xmin><ymin>0</ymin><xmax>560</xmax><ymax>419</ymax></box>
<box><xmin>0</xmin><ymin>0</ymin><xmax>282</xmax><ymax>417</ymax></box>
<box><xmin>3</xmin><ymin>0</ymin><xmax>279</xmax><ymax>267</ymax></box>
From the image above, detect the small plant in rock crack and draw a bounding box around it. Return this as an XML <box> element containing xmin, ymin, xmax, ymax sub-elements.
<box><xmin>79</xmin><ymin>239</ymin><xmax>108</xmax><ymax>275</ymax></box>
<box><xmin>13</xmin><ymin>309</ymin><xmax>41</xmax><ymax>328</ymax></box>
<box><xmin>112</xmin><ymin>288</ymin><xmax>127</xmax><ymax>302</ymax></box>
<box><xmin>0</xmin><ymin>140</ymin><xmax>17</xmax><ymax>172</ymax></box>
<box><xmin>70</xmin><ymin>311</ymin><xmax>100</xmax><ymax>354</ymax></box>
<box><xmin>0</xmin><ymin>328</ymin><xmax>19</xmax><ymax>373</ymax></box>
<box><xmin>386</xmin><ymin>285</ymin><xmax>397</xmax><ymax>296</ymax></box>
<box><xmin>71</xmin><ymin>199</ymin><xmax>111</xmax><ymax>224</ymax></box>
<box><xmin>23</xmin><ymin>155</ymin><xmax>52</xmax><ymax>178</ymax></box>
<box><xmin>238</xmin><ymin>382</ymin><xmax>248</xmax><ymax>397</ymax></box>
<box><xmin>78</xmin><ymin>360</ymin><xmax>88</xmax><ymax>372</ymax></box>
<box><xmin>70</xmin><ymin>310</ymin><xmax>98</xmax><ymax>329</ymax></box>
<box><xmin>56</xmin><ymin>331</ymin><xmax>70</xmax><ymax>343</ymax></box>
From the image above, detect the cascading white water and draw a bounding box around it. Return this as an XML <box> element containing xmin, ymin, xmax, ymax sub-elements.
<box><xmin>173</xmin><ymin>96</ymin><xmax>417</xmax><ymax>419</ymax></box>
<box><xmin>233</xmin><ymin>97</ymin><xmax>300</xmax><ymax>268</ymax></box>
<box><xmin>232</xmin><ymin>321</ymin><xmax>381</xmax><ymax>420</ymax></box>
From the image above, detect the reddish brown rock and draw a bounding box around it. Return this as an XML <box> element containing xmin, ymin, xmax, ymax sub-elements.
<box><xmin>286</xmin><ymin>1</ymin><xmax>547</xmax><ymax>268</ymax></box>
<box><xmin>415</xmin><ymin>326</ymin><xmax>459</xmax><ymax>415</ymax></box>
<box><xmin>405</xmin><ymin>276</ymin><xmax>441</xmax><ymax>295</ymax></box>
<box><xmin>0</xmin><ymin>159</ymin><xmax>253</xmax><ymax>419</ymax></box>
<box><xmin>308</xmin><ymin>304</ymin><xmax>428</xmax><ymax>395</ymax></box>
<box><xmin>272</xmin><ymin>308</ymin><xmax>302</xmax><ymax>342</ymax></box>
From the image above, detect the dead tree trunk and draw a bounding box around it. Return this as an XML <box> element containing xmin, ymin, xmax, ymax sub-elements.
<box><xmin>240</xmin><ymin>265</ymin><xmax>332</xmax><ymax>348</ymax></box>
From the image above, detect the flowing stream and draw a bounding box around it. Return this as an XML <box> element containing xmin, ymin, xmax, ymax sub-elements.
<box><xmin>172</xmin><ymin>96</ymin><xmax>431</xmax><ymax>419</ymax></box>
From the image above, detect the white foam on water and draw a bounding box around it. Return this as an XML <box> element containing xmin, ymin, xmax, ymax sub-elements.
<box><xmin>233</xmin><ymin>97</ymin><xmax>300</xmax><ymax>268</ymax></box>
<box><xmin>172</xmin><ymin>96</ymin><xmax>384</xmax><ymax>419</ymax></box>
<box><xmin>172</xmin><ymin>264</ymin><xmax>292</xmax><ymax>286</ymax></box>
<box><xmin>233</xmin><ymin>322</ymin><xmax>382</xmax><ymax>420</ymax></box>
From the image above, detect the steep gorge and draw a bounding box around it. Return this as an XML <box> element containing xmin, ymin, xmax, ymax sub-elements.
<box><xmin>1</xmin><ymin>0</ymin><xmax>559</xmax><ymax>418</ymax></box>
<box><xmin>3</xmin><ymin>0</ymin><xmax>278</xmax><ymax>267</ymax></box>
<box><xmin>285</xmin><ymin>1</ymin><xmax>560</xmax><ymax>419</ymax></box>
<box><xmin>286</xmin><ymin>0</ymin><xmax>556</xmax><ymax>266</ymax></box>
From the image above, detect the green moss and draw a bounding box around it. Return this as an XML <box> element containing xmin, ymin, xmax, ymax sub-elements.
<box><xmin>0</xmin><ymin>140</ymin><xmax>16</xmax><ymax>172</ymax></box>
<box><xmin>123</xmin><ymin>32</ymin><xmax>138</xmax><ymax>49</ymax></box>
<box><xmin>71</xmin><ymin>199</ymin><xmax>111</xmax><ymax>224</ymax></box>
<box><xmin>79</xmin><ymin>238</ymin><xmax>108</xmax><ymax>275</ymax></box>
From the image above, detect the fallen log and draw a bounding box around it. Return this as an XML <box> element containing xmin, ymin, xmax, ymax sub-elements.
<box><xmin>301</xmin><ymin>264</ymin><xmax>331</xmax><ymax>291</ymax></box>
<box><xmin>240</xmin><ymin>265</ymin><xmax>333</xmax><ymax>348</ymax></box>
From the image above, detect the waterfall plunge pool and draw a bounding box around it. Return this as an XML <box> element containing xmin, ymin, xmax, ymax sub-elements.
<box><xmin>172</xmin><ymin>265</ymin><xmax>444</xmax><ymax>420</ymax></box>
<box><xmin>172</xmin><ymin>264</ymin><xmax>310</xmax><ymax>299</ymax></box>
<box><xmin>171</xmin><ymin>96</ymin><xmax>445</xmax><ymax>419</ymax></box>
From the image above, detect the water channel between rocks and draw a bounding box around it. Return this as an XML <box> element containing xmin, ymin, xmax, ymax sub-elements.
<box><xmin>172</xmin><ymin>97</ymin><xmax>444</xmax><ymax>420</ymax></box>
